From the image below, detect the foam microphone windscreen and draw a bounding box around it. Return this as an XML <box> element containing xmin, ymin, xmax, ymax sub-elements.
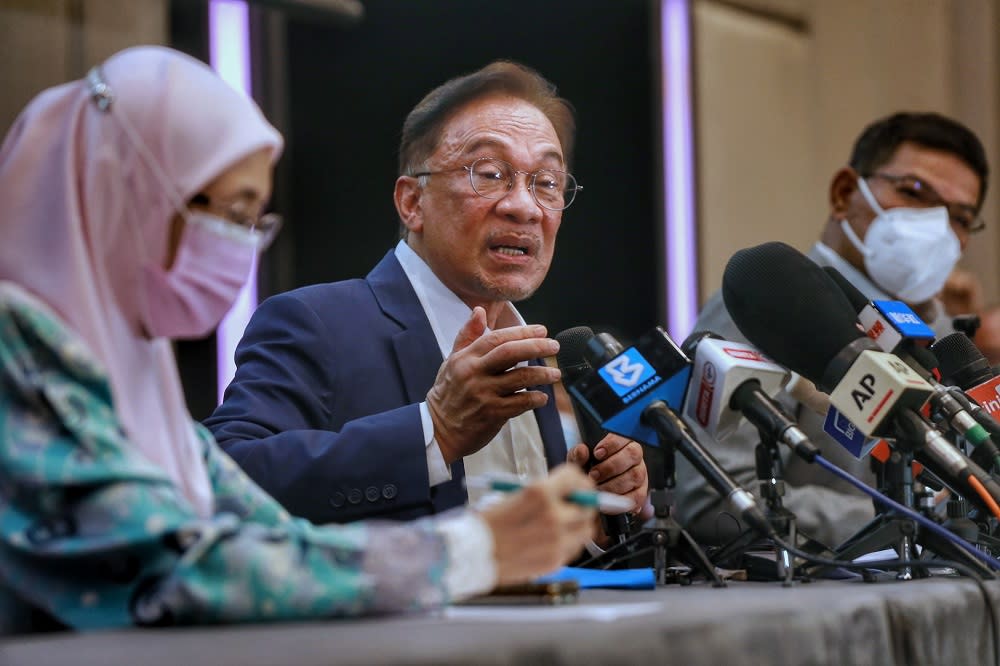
<box><xmin>931</xmin><ymin>332</ymin><xmax>996</xmax><ymax>388</ymax></box>
<box><xmin>822</xmin><ymin>265</ymin><xmax>869</xmax><ymax>314</ymax></box>
<box><xmin>554</xmin><ymin>326</ymin><xmax>607</xmax><ymax>447</ymax></box>
<box><xmin>721</xmin><ymin>241</ymin><xmax>861</xmax><ymax>386</ymax></box>
<box><xmin>555</xmin><ymin>326</ymin><xmax>596</xmax><ymax>385</ymax></box>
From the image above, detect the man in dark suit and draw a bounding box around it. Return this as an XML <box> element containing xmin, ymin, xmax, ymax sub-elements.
<box><xmin>206</xmin><ymin>61</ymin><xmax>648</xmax><ymax>527</ymax></box>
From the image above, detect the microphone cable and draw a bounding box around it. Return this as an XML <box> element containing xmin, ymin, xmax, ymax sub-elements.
<box><xmin>969</xmin><ymin>474</ymin><xmax>1000</xmax><ymax>520</ymax></box>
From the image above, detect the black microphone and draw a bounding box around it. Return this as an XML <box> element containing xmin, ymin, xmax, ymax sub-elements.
<box><xmin>931</xmin><ymin>333</ymin><xmax>1000</xmax><ymax>471</ymax></box>
<box><xmin>556</xmin><ymin>326</ymin><xmax>611</xmax><ymax>446</ymax></box>
<box><xmin>934</xmin><ymin>332</ymin><xmax>997</xmax><ymax>389</ymax></box>
<box><xmin>722</xmin><ymin>242</ymin><xmax>1000</xmax><ymax>510</ymax></box>
<box><xmin>564</xmin><ymin>326</ymin><xmax>775</xmax><ymax>538</ymax></box>
<box><xmin>555</xmin><ymin>326</ymin><xmax>630</xmax><ymax>542</ymax></box>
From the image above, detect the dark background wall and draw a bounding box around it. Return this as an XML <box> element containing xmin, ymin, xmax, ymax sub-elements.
<box><xmin>171</xmin><ymin>0</ymin><xmax>665</xmax><ymax>418</ymax></box>
<box><xmin>279</xmin><ymin>0</ymin><xmax>662</xmax><ymax>336</ymax></box>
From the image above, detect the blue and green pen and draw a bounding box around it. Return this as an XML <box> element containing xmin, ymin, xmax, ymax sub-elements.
<box><xmin>465</xmin><ymin>474</ymin><xmax>635</xmax><ymax>513</ymax></box>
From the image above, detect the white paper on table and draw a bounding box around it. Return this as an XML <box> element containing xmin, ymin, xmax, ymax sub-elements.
<box><xmin>853</xmin><ymin>546</ymin><xmax>921</xmax><ymax>564</ymax></box>
<box><xmin>442</xmin><ymin>601</ymin><xmax>664</xmax><ymax>623</ymax></box>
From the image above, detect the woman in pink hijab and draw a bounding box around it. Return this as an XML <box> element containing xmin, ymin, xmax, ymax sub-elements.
<box><xmin>0</xmin><ymin>46</ymin><xmax>595</xmax><ymax>632</ymax></box>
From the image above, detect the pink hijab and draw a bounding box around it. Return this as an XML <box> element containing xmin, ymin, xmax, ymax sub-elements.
<box><xmin>0</xmin><ymin>46</ymin><xmax>283</xmax><ymax>517</ymax></box>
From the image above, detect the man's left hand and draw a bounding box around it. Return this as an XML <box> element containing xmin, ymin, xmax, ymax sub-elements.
<box><xmin>567</xmin><ymin>434</ymin><xmax>648</xmax><ymax>515</ymax></box>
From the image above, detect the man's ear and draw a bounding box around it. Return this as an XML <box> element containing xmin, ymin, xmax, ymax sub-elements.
<box><xmin>829</xmin><ymin>166</ymin><xmax>859</xmax><ymax>219</ymax></box>
<box><xmin>394</xmin><ymin>175</ymin><xmax>424</xmax><ymax>234</ymax></box>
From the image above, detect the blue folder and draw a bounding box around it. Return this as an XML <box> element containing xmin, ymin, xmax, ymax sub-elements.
<box><xmin>538</xmin><ymin>567</ymin><xmax>656</xmax><ymax>590</ymax></box>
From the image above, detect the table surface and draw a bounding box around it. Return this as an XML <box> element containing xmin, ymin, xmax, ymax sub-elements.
<box><xmin>4</xmin><ymin>576</ymin><xmax>999</xmax><ymax>666</ymax></box>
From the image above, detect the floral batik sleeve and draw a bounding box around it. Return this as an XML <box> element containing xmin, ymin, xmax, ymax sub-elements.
<box><xmin>0</xmin><ymin>283</ymin><xmax>450</xmax><ymax>630</ymax></box>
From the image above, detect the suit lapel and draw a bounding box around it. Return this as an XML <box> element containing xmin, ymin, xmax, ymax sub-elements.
<box><xmin>367</xmin><ymin>251</ymin><xmax>443</xmax><ymax>404</ymax></box>
<box><xmin>367</xmin><ymin>251</ymin><xmax>467</xmax><ymax>486</ymax></box>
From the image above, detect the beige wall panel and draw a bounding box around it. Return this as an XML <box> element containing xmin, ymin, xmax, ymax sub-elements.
<box><xmin>808</xmin><ymin>0</ymin><xmax>952</xmax><ymax>185</ymax></box>
<box><xmin>694</xmin><ymin>0</ymin><xmax>820</xmax><ymax>300</ymax></box>
<box><xmin>0</xmin><ymin>1</ymin><xmax>71</xmax><ymax>134</ymax></box>
<box><xmin>80</xmin><ymin>0</ymin><xmax>167</xmax><ymax>73</ymax></box>
<box><xmin>714</xmin><ymin>0</ymin><xmax>807</xmax><ymax>21</ymax></box>
<box><xmin>946</xmin><ymin>0</ymin><xmax>1000</xmax><ymax>305</ymax></box>
<box><xmin>0</xmin><ymin>0</ymin><xmax>166</xmax><ymax>137</ymax></box>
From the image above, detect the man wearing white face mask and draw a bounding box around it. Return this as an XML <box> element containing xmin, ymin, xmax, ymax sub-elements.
<box><xmin>676</xmin><ymin>112</ymin><xmax>989</xmax><ymax>549</ymax></box>
<box><xmin>838</xmin><ymin>177</ymin><xmax>962</xmax><ymax>316</ymax></box>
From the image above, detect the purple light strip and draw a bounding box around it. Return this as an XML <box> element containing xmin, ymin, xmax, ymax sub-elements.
<box><xmin>662</xmin><ymin>0</ymin><xmax>698</xmax><ymax>342</ymax></box>
<box><xmin>209</xmin><ymin>0</ymin><xmax>255</xmax><ymax>405</ymax></box>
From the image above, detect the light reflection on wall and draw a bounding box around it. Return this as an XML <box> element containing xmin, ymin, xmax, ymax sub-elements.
<box><xmin>209</xmin><ymin>0</ymin><xmax>256</xmax><ymax>405</ymax></box>
<box><xmin>662</xmin><ymin>0</ymin><xmax>698</xmax><ymax>342</ymax></box>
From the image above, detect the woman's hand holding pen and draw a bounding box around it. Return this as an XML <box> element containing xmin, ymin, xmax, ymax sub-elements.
<box><xmin>479</xmin><ymin>465</ymin><xmax>597</xmax><ymax>586</ymax></box>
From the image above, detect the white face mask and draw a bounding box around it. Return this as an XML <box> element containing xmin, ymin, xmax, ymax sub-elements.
<box><xmin>840</xmin><ymin>177</ymin><xmax>960</xmax><ymax>304</ymax></box>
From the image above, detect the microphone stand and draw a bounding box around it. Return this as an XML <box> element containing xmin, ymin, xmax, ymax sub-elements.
<box><xmin>941</xmin><ymin>494</ymin><xmax>1000</xmax><ymax>554</ymax></box>
<box><xmin>709</xmin><ymin>430</ymin><xmax>801</xmax><ymax>586</ymax></box>
<box><xmin>830</xmin><ymin>447</ymin><xmax>921</xmax><ymax>580</ymax></box>
<box><xmin>582</xmin><ymin>438</ymin><xmax>725</xmax><ymax>587</ymax></box>
<box><xmin>816</xmin><ymin>425</ymin><xmax>994</xmax><ymax>580</ymax></box>
<box><xmin>941</xmin><ymin>434</ymin><xmax>1000</xmax><ymax>555</ymax></box>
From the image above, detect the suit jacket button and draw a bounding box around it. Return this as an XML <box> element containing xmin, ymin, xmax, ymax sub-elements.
<box><xmin>347</xmin><ymin>489</ymin><xmax>363</xmax><ymax>504</ymax></box>
<box><xmin>382</xmin><ymin>484</ymin><xmax>397</xmax><ymax>500</ymax></box>
<box><xmin>365</xmin><ymin>486</ymin><xmax>380</xmax><ymax>502</ymax></box>
<box><xmin>329</xmin><ymin>492</ymin><xmax>346</xmax><ymax>508</ymax></box>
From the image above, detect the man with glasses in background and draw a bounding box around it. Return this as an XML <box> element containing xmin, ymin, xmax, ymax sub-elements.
<box><xmin>676</xmin><ymin>112</ymin><xmax>990</xmax><ymax>550</ymax></box>
<box><xmin>206</xmin><ymin>60</ymin><xmax>648</xmax><ymax>530</ymax></box>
